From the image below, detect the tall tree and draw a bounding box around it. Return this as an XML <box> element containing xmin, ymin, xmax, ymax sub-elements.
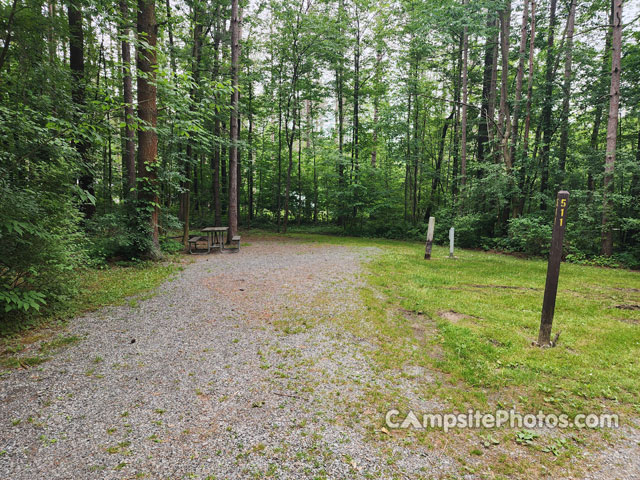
<box><xmin>477</xmin><ymin>12</ymin><xmax>498</xmax><ymax>167</ymax></box>
<box><xmin>136</xmin><ymin>0</ymin><xmax>160</xmax><ymax>253</ymax></box>
<box><xmin>212</xmin><ymin>2</ymin><xmax>222</xmax><ymax>226</ymax></box>
<box><xmin>498</xmin><ymin>0</ymin><xmax>512</xmax><ymax>170</ymax></box>
<box><xmin>68</xmin><ymin>0</ymin><xmax>95</xmax><ymax>218</ymax></box>
<box><xmin>229</xmin><ymin>0</ymin><xmax>240</xmax><ymax>239</ymax></box>
<box><xmin>539</xmin><ymin>0</ymin><xmax>557</xmax><ymax>204</ymax></box>
<box><xmin>120</xmin><ymin>0</ymin><xmax>136</xmax><ymax>199</ymax></box>
<box><xmin>510</xmin><ymin>0</ymin><xmax>529</xmax><ymax>169</ymax></box>
<box><xmin>557</xmin><ymin>0</ymin><xmax>576</xmax><ymax>174</ymax></box>
<box><xmin>181</xmin><ymin>1</ymin><xmax>204</xmax><ymax>247</ymax></box>
<box><xmin>460</xmin><ymin>0</ymin><xmax>469</xmax><ymax>188</ymax></box>
<box><xmin>601</xmin><ymin>0</ymin><xmax>623</xmax><ymax>256</ymax></box>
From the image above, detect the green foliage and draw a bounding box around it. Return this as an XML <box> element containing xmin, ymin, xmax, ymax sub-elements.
<box><xmin>506</xmin><ymin>216</ymin><xmax>553</xmax><ymax>257</ymax></box>
<box><xmin>0</xmin><ymin>168</ymin><xmax>82</xmax><ymax>320</ymax></box>
<box><xmin>160</xmin><ymin>238</ymin><xmax>184</xmax><ymax>254</ymax></box>
<box><xmin>85</xmin><ymin>206</ymin><xmax>153</xmax><ymax>264</ymax></box>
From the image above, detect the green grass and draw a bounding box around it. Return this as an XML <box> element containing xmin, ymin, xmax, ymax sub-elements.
<box><xmin>268</xmin><ymin>230</ymin><xmax>640</xmax><ymax>414</ymax></box>
<box><xmin>365</xmin><ymin>242</ymin><xmax>640</xmax><ymax>412</ymax></box>
<box><xmin>70</xmin><ymin>261</ymin><xmax>180</xmax><ymax>314</ymax></box>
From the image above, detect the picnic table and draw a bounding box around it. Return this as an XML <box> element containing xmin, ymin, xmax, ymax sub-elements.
<box><xmin>188</xmin><ymin>226</ymin><xmax>238</xmax><ymax>254</ymax></box>
<box><xmin>202</xmin><ymin>226</ymin><xmax>228</xmax><ymax>251</ymax></box>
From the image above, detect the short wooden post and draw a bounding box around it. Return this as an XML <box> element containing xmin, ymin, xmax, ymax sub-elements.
<box><xmin>424</xmin><ymin>217</ymin><xmax>435</xmax><ymax>260</ymax></box>
<box><xmin>537</xmin><ymin>191</ymin><xmax>569</xmax><ymax>346</ymax></box>
<box><xmin>449</xmin><ymin>227</ymin><xmax>455</xmax><ymax>258</ymax></box>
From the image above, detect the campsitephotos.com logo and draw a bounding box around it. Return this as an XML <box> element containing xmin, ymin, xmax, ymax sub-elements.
<box><xmin>385</xmin><ymin>408</ymin><xmax>619</xmax><ymax>433</ymax></box>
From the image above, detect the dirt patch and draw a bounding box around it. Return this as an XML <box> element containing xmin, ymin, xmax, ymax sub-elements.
<box><xmin>615</xmin><ymin>304</ymin><xmax>640</xmax><ymax>311</ymax></box>
<box><xmin>438</xmin><ymin>309</ymin><xmax>477</xmax><ymax>323</ymax></box>
<box><xmin>467</xmin><ymin>284</ymin><xmax>541</xmax><ymax>291</ymax></box>
<box><xmin>618</xmin><ymin>317</ymin><xmax>640</xmax><ymax>325</ymax></box>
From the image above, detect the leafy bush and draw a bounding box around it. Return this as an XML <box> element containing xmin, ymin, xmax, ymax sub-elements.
<box><xmin>452</xmin><ymin>213</ymin><xmax>492</xmax><ymax>248</ymax></box>
<box><xmin>85</xmin><ymin>209</ymin><xmax>151</xmax><ymax>263</ymax></box>
<box><xmin>0</xmin><ymin>172</ymin><xmax>83</xmax><ymax>318</ymax></box>
<box><xmin>506</xmin><ymin>216</ymin><xmax>552</xmax><ymax>256</ymax></box>
<box><xmin>160</xmin><ymin>238</ymin><xmax>184</xmax><ymax>254</ymax></box>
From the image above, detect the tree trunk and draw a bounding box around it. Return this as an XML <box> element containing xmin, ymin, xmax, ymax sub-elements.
<box><xmin>588</xmin><ymin>3</ymin><xmax>614</xmax><ymax>194</ymax></box>
<box><xmin>460</xmin><ymin>0</ymin><xmax>469</xmax><ymax>188</ymax></box>
<box><xmin>601</xmin><ymin>0</ymin><xmax>622</xmax><ymax>256</ymax></box>
<box><xmin>352</xmin><ymin>12</ymin><xmax>361</xmax><ymax>222</ymax></box>
<box><xmin>371</xmin><ymin>49</ymin><xmax>382</xmax><ymax>167</ymax></box>
<box><xmin>228</xmin><ymin>0</ymin><xmax>240</xmax><ymax>239</ymax></box>
<box><xmin>539</xmin><ymin>0</ymin><xmax>557</xmax><ymax>205</ymax></box>
<box><xmin>558</xmin><ymin>0</ymin><xmax>576</xmax><ymax>173</ymax></box>
<box><xmin>404</xmin><ymin>74</ymin><xmax>412</xmax><ymax>222</ymax></box>
<box><xmin>68</xmin><ymin>0</ymin><xmax>95</xmax><ymax>219</ymax></box>
<box><xmin>164</xmin><ymin>0</ymin><xmax>176</xmax><ymax>76</ymax></box>
<box><xmin>248</xmin><ymin>80</ymin><xmax>254</xmax><ymax>225</ymax></box>
<box><xmin>522</xmin><ymin>0</ymin><xmax>536</xmax><ymax>162</ymax></box>
<box><xmin>182</xmin><ymin>3</ymin><xmax>203</xmax><ymax>247</ymax></box>
<box><xmin>120</xmin><ymin>0</ymin><xmax>136</xmax><ymax>200</ymax></box>
<box><xmin>283</xmin><ymin>104</ymin><xmax>296</xmax><ymax>234</ymax></box>
<box><xmin>136</xmin><ymin>0</ymin><xmax>159</xmax><ymax>252</ymax></box>
<box><xmin>297</xmin><ymin>96</ymin><xmax>302</xmax><ymax>225</ymax></box>
<box><xmin>212</xmin><ymin>8</ymin><xmax>222</xmax><ymax>226</ymax></box>
<box><xmin>425</xmin><ymin>108</ymin><xmax>455</xmax><ymax>221</ymax></box>
<box><xmin>511</xmin><ymin>0</ymin><xmax>528</xmax><ymax>167</ymax></box>
<box><xmin>0</xmin><ymin>0</ymin><xmax>18</xmax><ymax>74</ymax></box>
<box><xmin>477</xmin><ymin>12</ymin><xmax>498</xmax><ymax>167</ymax></box>
<box><xmin>498</xmin><ymin>0</ymin><xmax>512</xmax><ymax>170</ymax></box>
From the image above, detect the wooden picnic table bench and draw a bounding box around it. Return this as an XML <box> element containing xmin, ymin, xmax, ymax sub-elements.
<box><xmin>188</xmin><ymin>236</ymin><xmax>210</xmax><ymax>254</ymax></box>
<box><xmin>229</xmin><ymin>235</ymin><xmax>241</xmax><ymax>252</ymax></box>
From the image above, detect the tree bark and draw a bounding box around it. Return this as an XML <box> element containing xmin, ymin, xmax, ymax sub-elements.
<box><xmin>212</xmin><ymin>5</ymin><xmax>222</xmax><ymax>226</ymax></box>
<box><xmin>120</xmin><ymin>0</ymin><xmax>136</xmax><ymax>200</ymax></box>
<box><xmin>511</xmin><ymin>0</ymin><xmax>528</xmax><ymax>168</ymax></box>
<box><xmin>68</xmin><ymin>0</ymin><xmax>95</xmax><ymax>218</ymax></box>
<box><xmin>558</xmin><ymin>0</ymin><xmax>576</xmax><ymax>173</ymax></box>
<box><xmin>136</xmin><ymin>0</ymin><xmax>159</xmax><ymax>252</ymax></box>
<box><xmin>601</xmin><ymin>0</ymin><xmax>622</xmax><ymax>256</ymax></box>
<box><xmin>228</xmin><ymin>0</ymin><xmax>240</xmax><ymax>239</ymax></box>
<box><xmin>0</xmin><ymin>0</ymin><xmax>18</xmax><ymax>74</ymax></box>
<box><xmin>498</xmin><ymin>0</ymin><xmax>512</xmax><ymax>170</ymax></box>
<box><xmin>539</xmin><ymin>0</ymin><xmax>557</xmax><ymax>205</ymax></box>
<box><xmin>477</xmin><ymin>12</ymin><xmax>498</xmax><ymax>167</ymax></box>
<box><xmin>460</xmin><ymin>0</ymin><xmax>469</xmax><ymax>188</ymax></box>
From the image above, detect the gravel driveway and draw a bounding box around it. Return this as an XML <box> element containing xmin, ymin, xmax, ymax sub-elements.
<box><xmin>0</xmin><ymin>236</ymin><xmax>454</xmax><ymax>479</ymax></box>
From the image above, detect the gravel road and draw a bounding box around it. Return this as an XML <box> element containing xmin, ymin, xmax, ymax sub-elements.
<box><xmin>0</xmin><ymin>237</ymin><xmax>454</xmax><ymax>479</ymax></box>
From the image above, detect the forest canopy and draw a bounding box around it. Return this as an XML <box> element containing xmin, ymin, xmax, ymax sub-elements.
<box><xmin>1</xmin><ymin>0</ymin><xmax>639</xmax><ymax>318</ymax></box>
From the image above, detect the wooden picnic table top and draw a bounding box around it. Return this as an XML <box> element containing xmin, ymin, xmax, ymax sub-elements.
<box><xmin>201</xmin><ymin>226</ymin><xmax>228</xmax><ymax>232</ymax></box>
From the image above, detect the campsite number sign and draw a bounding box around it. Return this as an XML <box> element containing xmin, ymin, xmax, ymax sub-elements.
<box><xmin>538</xmin><ymin>191</ymin><xmax>570</xmax><ymax>346</ymax></box>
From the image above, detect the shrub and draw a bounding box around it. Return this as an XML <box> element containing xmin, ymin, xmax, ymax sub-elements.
<box><xmin>0</xmin><ymin>174</ymin><xmax>83</xmax><ymax>319</ymax></box>
<box><xmin>507</xmin><ymin>216</ymin><xmax>552</xmax><ymax>256</ymax></box>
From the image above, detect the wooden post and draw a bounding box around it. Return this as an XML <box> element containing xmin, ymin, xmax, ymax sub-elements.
<box><xmin>424</xmin><ymin>216</ymin><xmax>435</xmax><ymax>260</ymax></box>
<box><xmin>537</xmin><ymin>191</ymin><xmax>569</xmax><ymax>346</ymax></box>
<box><xmin>449</xmin><ymin>227</ymin><xmax>455</xmax><ymax>258</ymax></box>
